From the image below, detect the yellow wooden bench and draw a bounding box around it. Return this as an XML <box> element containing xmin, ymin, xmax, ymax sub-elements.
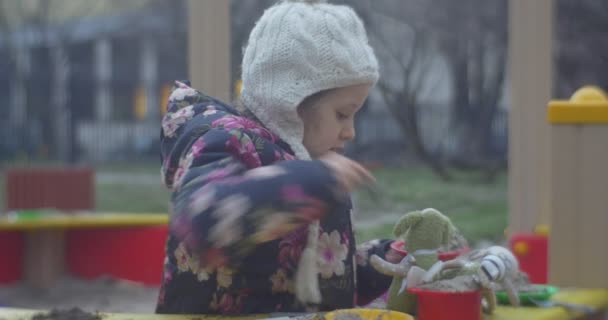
<box><xmin>490</xmin><ymin>289</ymin><xmax>608</xmax><ymax>320</ymax></box>
<box><xmin>0</xmin><ymin>212</ymin><xmax>168</xmax><ymax>231</ymax></box>
<box><xmin>0</xmin><ymin>212</ymin><xmax>168</xmax><ymax>288</ymax></box>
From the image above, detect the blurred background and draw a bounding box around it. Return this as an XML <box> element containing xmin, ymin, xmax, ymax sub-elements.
<box><xmin>0</xmin><ymin>0</ymin><xmax>606</xmax><ymax>314</ymax></box>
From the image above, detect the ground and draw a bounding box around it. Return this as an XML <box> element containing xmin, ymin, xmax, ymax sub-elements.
<box><xmin>0</xmin><ymin>276</ymin><xmax>158</xmax><ymax>313</ymax></box>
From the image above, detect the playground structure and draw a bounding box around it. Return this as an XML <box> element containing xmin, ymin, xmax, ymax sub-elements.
<box><xmin>508</xmin><ymin>86</ymin><xmax>608</xmax><ymax>288</ymax></box>
<box><xmin>547</xmin><ymin>87</ymin><xmax>608</xmax><ymax>288</ymax></box>
<box><xmin>505</xmin><ymin>0</ymin><xmax>608</xmax><ymax>290</ymax></box>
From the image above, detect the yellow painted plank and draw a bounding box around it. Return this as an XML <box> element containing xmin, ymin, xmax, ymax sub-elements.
<box><xmin>0</xmin><ymin>212</ymin><xmax>168</xmax><ymax>231</ymax></box>
<box><xmin>491</xmin><ymin>306</ymin><xmax>566</xmax><ymax>320</ymax></box>
<box><xmin>553</xmin><ymin>288</ymin><xmax>608</xmax><ymax>308</ymax></box>
<box><xmin>548</xmin><ymin>105</ymin><xmax>608</xmax><ymax>124</ymax></box>
<box><xmin>491</xmin><ymin>289</ymin><xmax>608</xmax><ymax>320</ymax></box>
<box><xmin>548</xmin><ymin>86</ymin><xmax>608</xmax><ymax>124</ymax></box>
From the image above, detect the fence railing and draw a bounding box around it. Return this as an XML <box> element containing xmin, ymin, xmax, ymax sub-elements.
<box><xmin>1</xmin><ymin>104</ymin><xmax>508</xmax><ymax>166</ymax></box>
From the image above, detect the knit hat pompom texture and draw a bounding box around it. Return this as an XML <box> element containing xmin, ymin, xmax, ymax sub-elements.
<box><xmin>241</xmin><ymin>0</ymin><xmax>379</xmax><ymax>161</ymax></box>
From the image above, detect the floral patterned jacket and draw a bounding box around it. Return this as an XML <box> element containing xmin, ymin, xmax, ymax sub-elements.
<box><xmin>156</xmin><ymin>81</ymin><xmax>393</xmax><ymax>315</ymax></box>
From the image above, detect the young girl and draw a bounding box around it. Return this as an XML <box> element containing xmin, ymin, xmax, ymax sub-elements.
<box><xmin>156</xmin><ymin>0</ymin><xmax>399</xmax><ymax>315</ymax></box>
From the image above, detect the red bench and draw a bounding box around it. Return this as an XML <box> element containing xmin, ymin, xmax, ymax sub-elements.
<box><xmin>1</xmin><ymin>167</ymin><xmax>166</xmax><ymax>288</ymax></box>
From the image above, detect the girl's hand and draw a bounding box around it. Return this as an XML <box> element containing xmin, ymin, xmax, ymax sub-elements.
<box><xmin>319</xmin><ymin>151</ymin><xmax>376</xmax><ymax>193</ymax></box>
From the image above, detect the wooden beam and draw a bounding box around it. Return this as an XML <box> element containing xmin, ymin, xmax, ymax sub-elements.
<box><xmin>508</xmin><ymin>0</ymin><xmax>554</xmax><ymax>234</ymax></box>
<box><xmin>24</xmin><ymin>230</ymin><xmax>65</xmax><ymax>289</ymax></box>
<box><xmin>187</xmin><ymin>0</ymin><xmax>231</xmax><ymax>102</ymax></box>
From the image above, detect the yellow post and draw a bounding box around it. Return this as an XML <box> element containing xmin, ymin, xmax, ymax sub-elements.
<box><xmin>547</xmin><ymin>86</ymin><xmax>608</xmax><ymax>288</ymax></box>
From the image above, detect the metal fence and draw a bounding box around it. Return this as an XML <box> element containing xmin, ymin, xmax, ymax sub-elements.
<box><xmin>1</xmin><ymin>102</ymin><xmax>508</xmax><ymax>166</ymax></box>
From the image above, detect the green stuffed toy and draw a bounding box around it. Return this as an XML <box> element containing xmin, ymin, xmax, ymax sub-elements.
<box><xmin>370</xmin><ymin>208</ymin><xmax>455</xmax><ymax>314</ymax></box>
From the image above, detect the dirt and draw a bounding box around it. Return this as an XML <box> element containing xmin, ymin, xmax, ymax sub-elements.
<box><xmin>416</xmin><ymin>275</ymin><xmax>480</xmax><ymax>292</ymax></box>
<box><xmin>0</xmin><ymin>276</ymin><xmax>158</xmax><ymax>314</ymax></box>
<box><xmin>490</xmin><ymin>271</ymin><xmax>541</xmax><ymax>293</ymax></box>
<box><xmin>416</xmin><ymin>270</ymin><xmax>542</xmax><ymax>295</ymax></box>
<box><xmin>31</xmin><ymin>308</ymin><xmax>102</xmax><ymax>320</ymax></box>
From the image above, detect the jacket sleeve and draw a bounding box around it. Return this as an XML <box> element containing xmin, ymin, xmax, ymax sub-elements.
<box><xmin>354</xmin><ymin>239</ymin><xmax>395</xmax><ymax>306</ymax></box>
<box><xmin>169</xmin><ymin>127</ymin><xmax>343</xmax><ymax>267</ymax></box>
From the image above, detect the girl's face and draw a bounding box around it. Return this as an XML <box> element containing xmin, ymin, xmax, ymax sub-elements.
<box><xmin>297</xmin><ymin>83</ymin><xmax>371</xmax><ymax>158</ymax></box>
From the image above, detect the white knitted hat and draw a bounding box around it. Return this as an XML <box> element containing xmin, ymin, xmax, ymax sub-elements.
<box><xmin>240</xmin><ymin>0</ymin><xmax>379</xmax><ymax>307</ymax></box>
<box><xmin>241</xmin><ymin>0</ymin><xmax>379</xmax><ymax>161</ymax></box>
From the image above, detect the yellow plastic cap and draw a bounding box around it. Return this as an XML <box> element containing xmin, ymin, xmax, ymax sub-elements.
<box><xmin>548</xmin><ymin>86</ymin><xmax>608</xmax><ymax>123</ymax></box>
<box><xmin>534</xmin><ymin>224</ymin><xmax>550</xmax><ymax>237</ymax></box>
<box><xmin>513</xmin><ymin>241</ymin><xmax>529</xmax><ymax>256</ymax></box>
<box><xmin>571</xmin><ymin>86</ymin><xmax>608</xmax><ymax>102</ymax></box>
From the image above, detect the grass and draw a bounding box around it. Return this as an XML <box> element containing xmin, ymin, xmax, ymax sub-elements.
<box><xmin>95</xmin><ymin>182</ymin><xmax>169</xmax><ymax>213</ymax></box>
<box><xmin>354</xmin><ymin>209</ymin><xmax>507</xmax><ymax>246</ymax></box>
<box><xmin>0</xmin><ymin>163</ymin><xmax>169</xmax><ymax>214</ymax></box>
<box><xmin>353</xmin><ymin>165</ymin><xmax>508</xmax><ymax>245</ymax></box>
<box><xmin>1</xmin><ymin>163</ymin><xmax>507</xmax><ymax>244</ymax></box>
<box><xmin>93</xmin><ymin>162</ymin><xmax>170</xmax><ymax>213</ymax></box>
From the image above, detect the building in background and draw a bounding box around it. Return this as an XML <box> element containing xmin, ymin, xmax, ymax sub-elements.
<box><xmin>0</xmin><ymin>0</ymin><xmax>187</xmax><ymax>163</ymax></box>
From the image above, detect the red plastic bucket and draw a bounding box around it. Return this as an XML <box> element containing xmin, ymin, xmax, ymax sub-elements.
<box><xmin>390</xmin><ymin>240</ymin><xmax>470</xmax><ymax>261</ymax></box>
<box><xmin>0</xmin><ymin>231</ymin><xmax>24</xmax><ymax>284</ymax></box>
<box><xmin>66</xmin><ymin>226</ymin><xmax>167</xmax><ymax>286</ymax></box>
<box><xmin>408</xmin><ymin>288</ymin><xmax>482</xmax><ymax>320</ymax></box>
<box><xmin>438</xmin><ymin>247</ymin><xmax>471</xmax><ymax>261</ymax></box>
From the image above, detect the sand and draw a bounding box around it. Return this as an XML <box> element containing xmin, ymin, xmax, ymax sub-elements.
<box><xmin>0</xmin><ymin>279</ymin><xmax>391</xmax><ymax>318</ymax></box>
<box><xmin>30</xmin><ymin>308</ymin><xmax>103</xmax><ymax>320</ymax></box>
<box><xmin>414</xmin><ymin>270</ymin><xmax>536</xmax><ymax>295</ymax></box>
<box><xmin>0</xmin><ymin>276</ymin><xmax>158</xmax><ymax>314</ymax></box>
<box><xmin>416</xmin><ymin>275</ymin><xmax>480</xmax><ymax>292</ymax></box>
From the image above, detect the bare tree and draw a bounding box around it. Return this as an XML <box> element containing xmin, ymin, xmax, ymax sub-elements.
<box><xmin>556</xmin><ymin>0</ymin><xmax>608</xmax><ymax>97</ymax></box>
<box><xmin>345</xmin><ymin>0</ymin><xmax>507</xmax><ymax>181</ymax></box>
<box><xmin>431</xmin><ymin>0</ymin><xmax>507</xmax><ymax>171</ymax></box>
<box><xmin>344</xmin><ymin>0</ymin><xmax>455</xmax><ymax>180</ymax></box>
